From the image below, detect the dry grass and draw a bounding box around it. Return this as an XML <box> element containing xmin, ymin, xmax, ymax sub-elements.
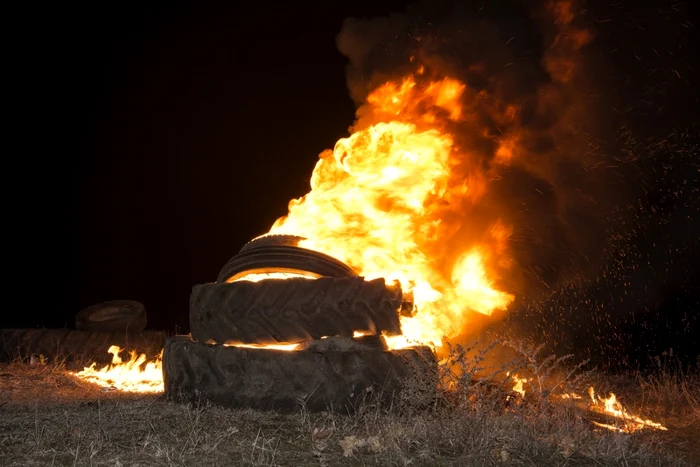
<box><xmin>0</xmin><ymin>346</ymin><xmax>698</xmax><ymax>466</ymax></box>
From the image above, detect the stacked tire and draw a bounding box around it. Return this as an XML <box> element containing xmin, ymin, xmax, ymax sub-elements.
<box><xmin>163</xmin><ymin>235</ymin><xmax>437</xmax><ymax>412</ymax></box>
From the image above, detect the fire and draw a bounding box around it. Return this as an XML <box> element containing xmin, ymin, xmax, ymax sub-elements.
<box><xmin>508</xmin><ymin>372</ymin><xmax>528</xmax><ymax>398</ymax></box>
<box><xmin>224</xmin><ymin>342</ymin><xmax>300</xmax><ymax>351</ymax></box>
<box><xmin>506</xmin><ymin>376</ymin><xmax>665</xmax><ymax>432</ymax></box>
<box><xmin>267</xmin><ymin>73</ymin><xmax>514</xmax><ymax>348</ymax></box>
<box><xmin>71</xmin><ymin>345</ymin><xmax>163</xmax><ymax>393</ymax></box>
<box><xmin>587</xmin><ymin>387</ymin><xmax>667</xmax><ymax>433</ymax></box>
<box><xmin>232</xmin><ymin>272</ymin><xmax>316</xmax><ymax>283</ymax></box>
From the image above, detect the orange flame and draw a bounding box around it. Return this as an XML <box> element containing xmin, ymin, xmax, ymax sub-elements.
<box><xmin>232</xmin><ymin>272</ymin><xmax>316</xmax><ymax>283</ymax></box>
<box><xmin>268</xmin><ymin>72</ymin><xmax>515</xmax><ymax>349</ymax></box>
<box><xmin>71</xmin><ymin>345</ymin><xmax>163</xmax><ymax>393</ymax></box>
<box><xmin>588</xmin><ymin>387</ymin><xmax>667</xmax><ymax>433</ymax></box>
<box><xmin>508</xmin><ymin>372</ymin><xmax>528</xmax><ymax>398</ymax></box>
<box><xmin>559</xmin><ymin>388</ymin><xmax>667</xmax><ymax>432</ymax></box>
<box><xmin>224</xmin><ymin>341</ymin><xmax>300</xmax><ymax>351</ymax></box>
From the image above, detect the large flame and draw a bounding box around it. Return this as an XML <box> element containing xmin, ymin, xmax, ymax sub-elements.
<box><xmin>268</xmin><ymin>74</ymin><xmax>514</xmax><ymax>348</ymax></box>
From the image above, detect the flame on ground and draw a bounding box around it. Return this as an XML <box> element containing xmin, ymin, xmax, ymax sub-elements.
<box><xmin>554</xmin><ymin>386</ymin><xmax>668</xmax><ymax>433</ymax></box>
<box><xmin>508</xmin><ymin>376</ymin><xmax>666</xmax><ymax>432</ymax></box>
<box><xmin>71</xmin><ymin>345</ymin><xmax>163</xmax><ymax>393</ymax></box>
<box><xmin>267</xmin><ymin>73</ymin><xmax>515</xmax><ymax>349</ymax></box>
<box><xmin>587</xmin><ymin>387</ymin><xmax>668</xmax><ymax>433</ymax></box>
<box><xmin>507</xmin><ymin>372</ymin><xmax>528</xmax><ymax>398</ymax></box>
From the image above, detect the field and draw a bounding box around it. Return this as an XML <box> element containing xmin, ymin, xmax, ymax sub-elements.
<box><xmin>1</xmin><ymin>345</ymin><xmax>698</xmax><ymax>466</ymax></box>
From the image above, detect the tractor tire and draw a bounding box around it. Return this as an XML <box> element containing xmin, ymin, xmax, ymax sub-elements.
<box><xmin>238</xmin><ymin>234</ymin><xmax>305</xmax><ymax>253</ymax></box>
<box><xmin>162</xmin><ymin>335</ymin><xmax>437</xmax><ymax>413</ymax></box>
<box><xmin>216</xmin><ymin>236</ymin><xmax>357</xmax><ymax>283</ymax></box>
<box><xmin>0</xmin><ymin>328</ymin><xmax>166</xmax><ymax>367</ymax></box>
<box><xmin>190</xmin><ymin>277</ymin><xmax>403</xmax><ymax>345</ymax></box>
<box><xmin>75</xmin><ymin>300</ymin><xmax>147</xmax><ymax>332</ymax></box>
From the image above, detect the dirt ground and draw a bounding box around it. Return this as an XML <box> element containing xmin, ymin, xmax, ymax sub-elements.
<box><xmin>1</xmin><ymin>359</ymin><xmax>699</xmax><ymax>467</ymax></box>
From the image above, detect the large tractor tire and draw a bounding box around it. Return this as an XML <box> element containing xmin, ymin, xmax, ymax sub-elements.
<box><xmin>162</xmin><ymin>335</ymin><xmax>437</xmax><ymax>413</ymax></box>
<box><xmin>190</xmin><ymin>277</ymin><xmax>403</xmax><ymax>345</ymax></box>
<box><xmin>75</xmin><ymin>300</ymin><xmax>147</xmax><ymax>332</ymax></box>
<box><xmin>216</xmin><ymin>235</ymin><xmax>357</xmax><ymax>283</ymax></box>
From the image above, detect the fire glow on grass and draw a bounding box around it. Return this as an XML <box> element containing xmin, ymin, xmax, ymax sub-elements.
<box><xmin>72</xmin><ymin>345</ymin><xmax>163</xmax><ymax>393</ymax></box>
<box><xmin>266</xmin><ymin>73</ymin><xmax>515</xmax><ymax>349</ymax></box>
<box><xmin>503</xmin><ymin>372</ymin><xmax>668</xmax><ymax>433</ymax></box>
<box><xmin>587</xmin><ymin>387</ymin><xmax>668</xmax><ymax>433</ymax></box>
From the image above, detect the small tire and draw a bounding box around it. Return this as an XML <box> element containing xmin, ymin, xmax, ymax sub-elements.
<box><xmin>75</xmin><ymin>300</ymin><xmax>147</xmax><ymax>332</ymax></box>
<box><xmin>216</xmin><ymin>237</ymin><xmax>357</xmax><ymax>283</ymax></box>
<box><xmin>190</xmin><ymin>277</ymin><xmax>403</xmax><ymax>345</ymax></box>
<box><xmin>162</xmin><ymin>335</ymin><xmax>437</xmax><ymax>413</ymax></box>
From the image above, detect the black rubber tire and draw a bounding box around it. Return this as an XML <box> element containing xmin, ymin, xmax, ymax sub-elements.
<box><xmin>239</xmin><ymin>234</ymin><xmax>305</xmax><ymax>253</ymax></box>
<box><xmin>75</xmin><ymin>300</ymin><xmax>147</xmax><ymax>332</ymax></box>
<box><xmin>190</xmin><ymin>277</ymin><xmax>403</xmax><ymax>345</ymax></box>
<box><xmin>0</xmin><ymin>328</ymin><xmax>166</xmax><ymax>367</ymax></box>
<box><xmin>216</xmin><ymin>237</ymin><xmax>357</xmax><ymax>283</ymax></box>
<box><xmin>163</xmin><ymin>335</ymin><xmax>437</xmax><ymax>413</ymax></box>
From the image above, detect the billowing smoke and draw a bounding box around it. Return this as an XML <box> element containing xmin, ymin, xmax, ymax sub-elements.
<box><xmin>335</xmin><ymin>0</ymin><xmax>698</xmax><ymax>362</ymax></box>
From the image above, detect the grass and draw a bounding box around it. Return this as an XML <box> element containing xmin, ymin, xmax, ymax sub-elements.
<box><xmin>0</xmin><ymin>344</ymin><xmax>698</xmax><ymax>466</ymax></box>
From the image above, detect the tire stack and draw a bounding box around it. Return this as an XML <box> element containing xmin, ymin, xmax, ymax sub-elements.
<box><xmin>163</xmin><ymin>235</ymin><xmax>437</xmax><ymax>413</ymax></box>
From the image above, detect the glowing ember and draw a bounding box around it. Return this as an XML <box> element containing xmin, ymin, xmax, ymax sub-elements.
<box><xmin>267</xmin><ymin>73</ymin><xmax>515</xmax><ymax>348</ymax></box>
<box><xmin>353</xmin><ymin>331</ymin><xmax>419</xmax><ymax>350</ymax></box>
<box><xmin>224</xmin><ymin>334</ymin><xmax>419</xmax><ymax>351</ymax></box>
<box><xmin>231</xmin><ymin>271</ymin><xmax>316</xmax><ymax>283</ymax></box>
<box><xmin>71</xmin><ymin>345</ymin><xmax>163</xmax><ymax>393</ymax></box>
<box><xmin>224</xmin><ymin>342</ymin><xmax>300</xmax><ymax>351</ymax></box>
<box><xmin>587</xmin><ymin>387</ymin><xmax>667</xmax><ymax>433</ymax></box>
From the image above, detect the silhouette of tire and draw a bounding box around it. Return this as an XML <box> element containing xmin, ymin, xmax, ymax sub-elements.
<box><xmin>238</xmin><ymin>234</ymin><xmax>305</xmax><ymax>253</ymax></box>
<box><xmin>216</xmin><ymin>235</ymin><xmax>357</xmax><ymax>283</ymax></box>
<box><xmin>162</xmin><ymin>335</ymin><xmax>437</xmax><ymax>412</ymax></box>
<box><xmin>75</xmin><ymin>300</ymin><xmax>147</xmax><ymax>332</ymax></box>
<box><xmin>0</xmin><ymin>328</ymin><xmax>166</xmax><ymax>366</ymax></box>
<box><xmin>190</xmin><ymin>277</ymin><xmax>403</xmax><ymax>345</ymax></box>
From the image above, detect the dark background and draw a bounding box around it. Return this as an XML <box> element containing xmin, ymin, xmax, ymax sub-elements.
<box><xmin>8</xmin><ymin>1</ymin><xmax>698</xmax><ymax>368</ymax></box>
<box><xmin>11</xmin><ymin>0</ymin><xmax>416</xmax><ymax>332</ymax></box>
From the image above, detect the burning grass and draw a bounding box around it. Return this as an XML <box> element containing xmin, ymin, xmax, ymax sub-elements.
<box><xmin>1</xmin><ymin>345</ymin><xmax>698</xmax><ymax>466</ymax></box>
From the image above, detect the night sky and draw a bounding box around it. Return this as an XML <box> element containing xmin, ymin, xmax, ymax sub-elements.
<box><xmin>10</xmin><ymin>1</ymin><xmax>698</xmax><ymax>367</ymax></box>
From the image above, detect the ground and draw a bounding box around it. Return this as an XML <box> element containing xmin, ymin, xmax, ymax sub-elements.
<box><xmin>0</xmin><ymin>354</ymin><xmax>698</xmax><ymax>466</ymax></box>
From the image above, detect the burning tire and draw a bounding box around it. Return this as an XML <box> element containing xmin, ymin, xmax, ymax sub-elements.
<box><xmin>216</xmin><ymin>235</ymin><xmax>357</xmax><ymax>283</ymax></box>
<box><xmin>162</xmin><ymin>335</ymin><xmax>437</xmax><ymax>412</ymax></box>
<box><xmin>190</xmin><ymin>277</ymin><xmax>404</xmax><ymax>345</ymax></box>
<box><xmin>75</xmin><ymin>300</ymin><xmax>147</xmax><ymax>332</ymax></box>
